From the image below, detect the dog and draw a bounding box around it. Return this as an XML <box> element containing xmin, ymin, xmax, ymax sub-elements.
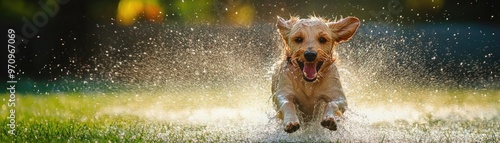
<box><xmin>272</xmin><ymin>16</ymin><xmax>360</xmax><ymax>133</ymax></box>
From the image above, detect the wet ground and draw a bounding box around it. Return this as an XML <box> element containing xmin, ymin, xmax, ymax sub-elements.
<box><xmin>4</xmin><ymin>84</ymin><xmax>498</xmax><ymax>142</ymax></box>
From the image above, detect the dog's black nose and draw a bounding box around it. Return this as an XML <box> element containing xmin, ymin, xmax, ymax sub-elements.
<box><xmin>304</xmin><ymin>51</ymin><xmax>317</xmax><ymax>62</ymax></box>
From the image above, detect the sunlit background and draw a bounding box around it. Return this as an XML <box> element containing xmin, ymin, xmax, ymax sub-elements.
<box><xmin>1</xmin><ymin>0</ymin><xmax>499</xmax><ymax>142</ymax></box>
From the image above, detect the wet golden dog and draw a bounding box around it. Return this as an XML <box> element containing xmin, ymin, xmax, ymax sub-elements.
<box><xmin>272</xmin><ymin>16</ymin><xmax>360</xmax><ymax>133</ymax></box>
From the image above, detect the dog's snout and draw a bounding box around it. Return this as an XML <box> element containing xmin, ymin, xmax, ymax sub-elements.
<box><xmin>304</xmin><ymin>51</ymin><xmax>317</xmax><ymax>62</ymax></box>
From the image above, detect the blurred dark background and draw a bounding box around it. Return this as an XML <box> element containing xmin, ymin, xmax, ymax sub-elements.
<box><xmin>1</xmin><ymin>0</ymin><xmax>499</xmax><ymax>93</ymax></box>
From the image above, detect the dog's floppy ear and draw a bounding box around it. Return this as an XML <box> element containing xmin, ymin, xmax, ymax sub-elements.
<box><xmin>276</xmin><ymin>16</ymin><xmax>297</xmax><ymax>40</ymax></box>
<box><xmin>277</xmin><ymin>16</ymin><xmax>297</xmax><ymax>57</ymax></box>
<box><xmin>327</xmin><ymin>17</ymin><xmax>360</xmax><ymax>42</ymax></box>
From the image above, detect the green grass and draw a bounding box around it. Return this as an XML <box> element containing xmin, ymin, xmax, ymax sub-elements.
<box><xmin>1</xmin><ymin>88</ymin><xmax>499</xmax><ymax>142</ymax></box>
<box><xmin>1</xmin><ymin>94</ymin><xmax>233</xmax><ymax>142</ymax></box>
<box><xmin>0</xmin><ymin>115</ymin><xmax>230</xmax><ymax>142</ymax></box>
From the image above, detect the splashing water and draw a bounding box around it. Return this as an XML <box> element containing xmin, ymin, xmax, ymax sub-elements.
<box><xmin>49</xmin><ymin>20</ymin><xmax>498</xmax><ymax>142</ymax></box>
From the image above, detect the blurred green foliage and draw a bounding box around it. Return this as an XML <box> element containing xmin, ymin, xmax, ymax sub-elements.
<box><xmin>175</xmin><ymin>0</ymin><xmax>214</xmax><ymax>24</ymax></box>
<box><xmin>2</xmin><ymin>0</ymin><xmax>498</xmax><ymax>25</ymax></box>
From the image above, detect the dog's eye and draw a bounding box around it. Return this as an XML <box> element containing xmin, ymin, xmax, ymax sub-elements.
<box><xmin>318</xmin><ymin>37</ymin><xmax>327</xmax><ymax>44</ymax></box>
<box><xmin>294</xmin><ymin>37</ymin><xmax>303</xmax><ymax>43</ymax></box>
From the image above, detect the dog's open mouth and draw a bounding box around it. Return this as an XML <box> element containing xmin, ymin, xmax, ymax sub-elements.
<box><xmin>297</xmin><ymin>60</ymin><xmax>323</xmax><ymax>82</ymax></box>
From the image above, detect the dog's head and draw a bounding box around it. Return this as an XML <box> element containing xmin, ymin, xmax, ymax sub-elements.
<box><xmin>277</xmin><ymin>16</ymin><xmax>360</xmax><ymax>82</ymax></box>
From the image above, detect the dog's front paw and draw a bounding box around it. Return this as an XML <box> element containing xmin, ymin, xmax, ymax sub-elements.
<box><xmin>284</xmin><ymin>121</ymin><xmax>300</xmax><ymax>133</ymax></box>
<box><xmin>321</xmin><ymin>116</ymin><xmax>337</xmax><ymax>131</ymax></box>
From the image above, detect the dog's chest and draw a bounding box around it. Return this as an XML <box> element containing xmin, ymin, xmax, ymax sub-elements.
<box><xmin>300</xmin><ymin>83</ymin><xmax>316</xmax><ymax>97</ymax></box>
<box><xmin>295</xmin><ymin>82</ymin><xmax>323</xmax><ymax>101</ymax></box>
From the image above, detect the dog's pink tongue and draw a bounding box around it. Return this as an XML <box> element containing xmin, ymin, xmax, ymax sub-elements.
<box><xmin>303</xmin><ymin>63</ymin><xmax>317</xmax><ymax>79</ymax></box>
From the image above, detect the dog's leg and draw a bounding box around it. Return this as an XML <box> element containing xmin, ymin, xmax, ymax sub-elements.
<box><xmin>274</xmin><ymin>94</ymin><xmax>301</xmax><ymax>133</ymax></box>
<box><xmin>321</xmin><ymin>100</ymin><xmax>346</xmax><ymax>131</ymax></box>
<box><xmin>321</xmin><ymin>65</ymin><xmax>347</xmax><ymax>131</ymax></box>
<box><xmin>280</xmin><ymin>101</ymin><xmax>300</xmax><ymax>133</ymax></box>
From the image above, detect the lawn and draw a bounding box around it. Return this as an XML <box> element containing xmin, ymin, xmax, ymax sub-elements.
<box><xmin>1</xmin><ymin>87</ymin><xmax>499</xmax><ymax>142</ymax></box>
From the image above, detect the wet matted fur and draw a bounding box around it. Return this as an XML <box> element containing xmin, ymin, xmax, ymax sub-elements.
<box><xmin>272</xmin><ymin>16</ymin><xmax>360</xmax><ymax>133</ymax></box>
